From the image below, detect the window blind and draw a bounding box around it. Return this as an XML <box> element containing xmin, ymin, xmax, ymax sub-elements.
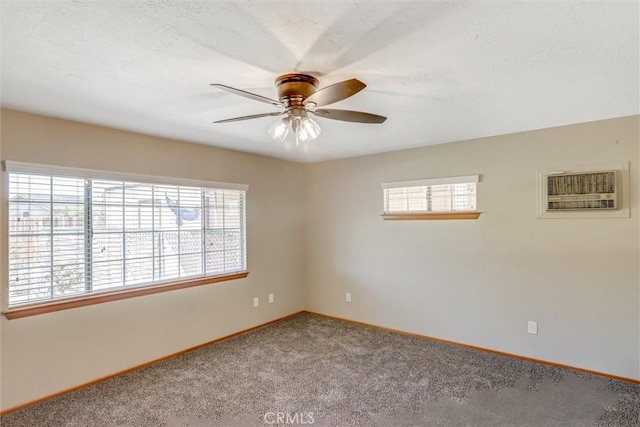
<box><xmin>382</xmin><ymin>175</ymin><xmax>478</xmax><ymax>214</ymax></box>
<box><xmin>7</xmin><ymin>163</ymin><xmax>247</xmax><ymax>307</ymax></box>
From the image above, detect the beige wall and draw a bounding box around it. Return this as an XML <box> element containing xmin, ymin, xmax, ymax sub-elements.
<box><xmin>305</xmin><ymin>115</ymin><xmax>640</xmax><ymax>380</ymax></box>
<box><xmin>1</xmin><ymin>110</ymin><xmax>638</xmax><ymax>411</ymax></box>
<box><xmin>0</xmin><ymin>109</ymin><xmax>306</xmax><ymax>410</ymax></box>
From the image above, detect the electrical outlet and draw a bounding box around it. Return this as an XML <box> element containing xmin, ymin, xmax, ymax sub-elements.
<box><xmin>268</xmin><ymin>293</ymin><xmax>274</xmax><ymax>304</ymax></box>
<box><xmin>346</xmin><ymin>292</ymin><xmax>352</xmax><ymax>303</ymax></box>
<box><xmin>253</xmin><ymin>297</ymin><xmax>259</xmax><ymax>308</ymax></box>
<box><xmin>528</xmin><ymin>321</ymin><xmax>538</xmax><ymax>335</ymax></box>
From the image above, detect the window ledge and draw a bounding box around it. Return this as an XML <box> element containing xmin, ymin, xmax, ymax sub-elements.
<box><xmin>3</xmin><ymin>271</ymin><xmax>249</xmax><ymax>320</ymax></box>
<box><xmin>382</xmin><ymin>212</ymin><xmax>481</xmax><ymax>220</ymax></box>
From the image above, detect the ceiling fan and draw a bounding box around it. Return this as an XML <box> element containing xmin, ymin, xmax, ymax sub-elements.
<box><xmin>210</xmin><ymin>73</ymin><xmax>387</xmax><ymax>145</ymax></box>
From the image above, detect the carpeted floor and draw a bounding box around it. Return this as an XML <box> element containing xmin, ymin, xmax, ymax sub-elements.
<box><xmin>2</xmin><ymin>312</ymin><xmax>639</xmax><ymax>426</ymax></box>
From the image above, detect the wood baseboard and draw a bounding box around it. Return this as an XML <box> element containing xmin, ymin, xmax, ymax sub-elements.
<box><xmin>303</xmin><ymin>310</ymin><xmax>640</xmax><ymax>385</ymax></box>
<box><xmin>0</xmin><ymin>311</ymin><xmax>305</xmax><ymax>416</ymax></box>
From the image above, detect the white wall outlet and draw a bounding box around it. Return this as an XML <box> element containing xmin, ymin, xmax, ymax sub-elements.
<box><xmin>253</xmin><ymin>297</ymin><xmax>259</xmax><ymax>308</ymax></box>
<box><xmin>268</xmin><ymin>293</ymin><xmax>274</xmax><ymax>304</ymax></box>
<box><xmin>528</xmin><ymin>321</ymin><xmax>538</xmax><ymax>335</ymax></box>
<box><xmin>345</xmin><ymin>292</ymin><xmax>352</xmax><ymax>303</ymax></box>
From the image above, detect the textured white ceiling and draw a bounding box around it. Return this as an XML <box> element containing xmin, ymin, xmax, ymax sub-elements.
<box><xmin>2</xmin><ymin>1</ymin><xmax>638</xmax><ymax>163</ymax></box>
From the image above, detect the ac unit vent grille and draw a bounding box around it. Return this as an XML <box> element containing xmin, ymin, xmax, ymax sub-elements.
<box><xmin>546</xmin><ymin>170</ymin><xmax>618</xmax><ymax>211</ymax></box>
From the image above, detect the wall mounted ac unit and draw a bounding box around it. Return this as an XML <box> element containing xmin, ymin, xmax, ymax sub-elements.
<box><xmin>545</xmin><ymin>170</ymin><xmax>619</xmax><ymax>211</ymax></box>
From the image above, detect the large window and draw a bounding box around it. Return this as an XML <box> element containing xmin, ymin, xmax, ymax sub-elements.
<box><xmin>6</xmin><ymin>162</ymin><xmax>247</xmax><ymax>307</ymax></box>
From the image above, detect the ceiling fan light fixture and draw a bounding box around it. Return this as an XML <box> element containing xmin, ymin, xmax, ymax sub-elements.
<box><xmin>212</xmin><ymin>73</ymin><xmax>386</xmax><ymax>146</ymax></box>
<box><xmin>270</xmin><ymin>115</ymin><xmax>321</xmax><ymax>145</ymax></box>
<box><xmin>300</xmin><ymin>116</ymin><xmax>321</xmax><ymax>140</ymax></box>
<box><xmin>268</xmin><ymin>117</ymin><xmax>290</xmax><ymax>143</ymax></box>
<box><xmin>293</xmin><ymin>116</ymin><xmax>320</xmax><ymax>146</ymax></box>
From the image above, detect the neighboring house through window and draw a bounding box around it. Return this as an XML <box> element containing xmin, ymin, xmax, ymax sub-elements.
<box><xmin>6</xmin><ymin>161</ymin><xmax>247</xmax><ymax>307</ymax></box>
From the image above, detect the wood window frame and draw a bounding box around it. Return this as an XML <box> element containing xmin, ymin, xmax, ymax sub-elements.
<box><xmin>4</xmin><ymin>161</ymin><xmax>250</xmax><ymax>318</ymax></box>
<box><xmin>382</xmin><ymin>212</ymin><xmax>481</xmax><ymax>220</ymax></box>
<box><xmin>3</xmin><ymin>271</ymin><xmax>249</xmax><ymax>320</ymax></box>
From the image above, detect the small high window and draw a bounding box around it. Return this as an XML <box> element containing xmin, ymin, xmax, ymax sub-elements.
<box><xmin>382</xmin><ymin>175</ymin><xmax>480</xmax><ymax>220</ymax></box>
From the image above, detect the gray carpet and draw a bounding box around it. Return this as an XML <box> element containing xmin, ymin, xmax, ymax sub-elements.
<box><xmin>1</xmin><ymin>313</ymin><xmax>638</xmax><ymax>426</ymax></box>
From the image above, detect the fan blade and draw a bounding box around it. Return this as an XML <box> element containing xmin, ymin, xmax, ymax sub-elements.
<box><xmin>210</xmin><ymin>84</ymin><xmax>284</xmax><ymax>107</ymax></box>
<box><xmin>303</xmin><ymin>79</ymin><xmax>366</xmax><ymax>107</ymax></box>
<box><xmin>312</xmin><ymin>109</ymin><xmax>387</xmax><ymax>123</ymax></box>
<box><xmin>213</xmin><ymin>111</ymin><xmax>285</xmax><ymax>124</ymax></box>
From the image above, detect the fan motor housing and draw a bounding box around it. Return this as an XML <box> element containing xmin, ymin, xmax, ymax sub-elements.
<box><xmin>275</xmin><ymin>73</ymin><xmax>319</xmax><ymax>106</ymax></box>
